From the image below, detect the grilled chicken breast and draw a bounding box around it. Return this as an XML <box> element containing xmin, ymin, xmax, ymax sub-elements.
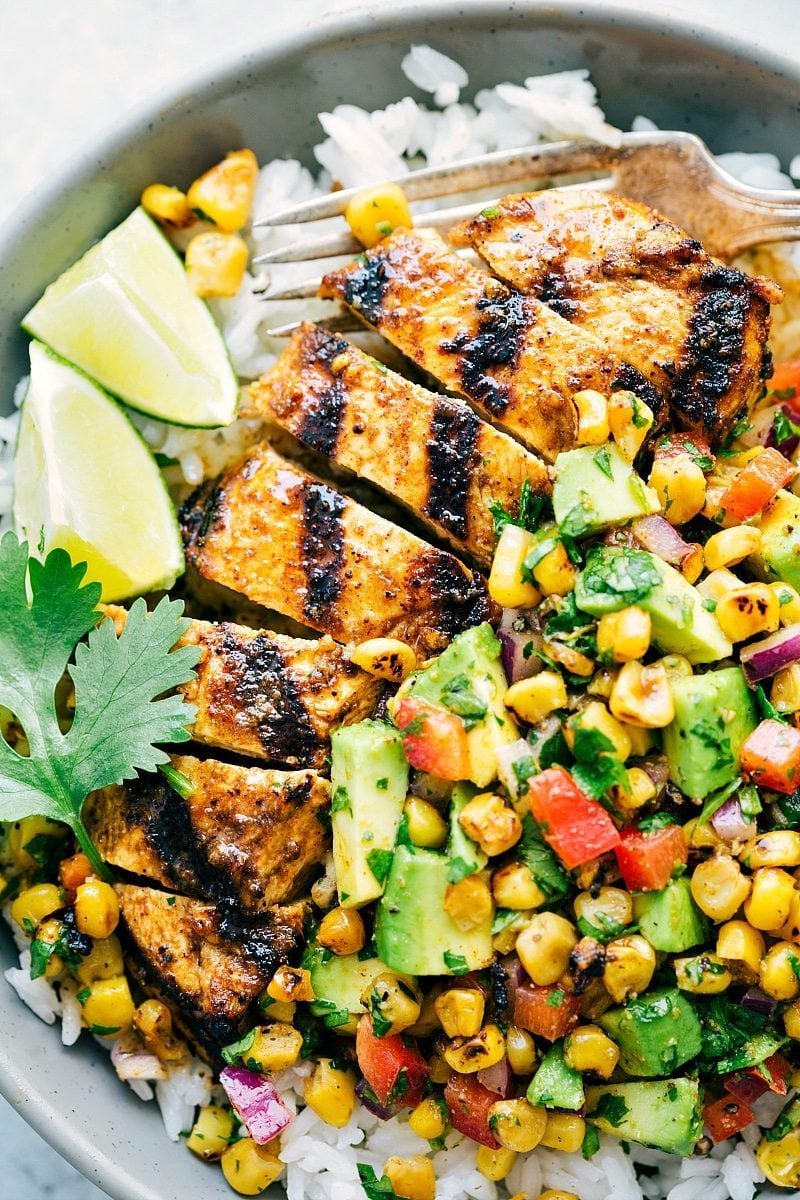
<box><xmin>117</xmin><ymin>884</ymin><xmax>307</xmax><ymax>1055</ymax></box>
<box><xmin>180</xmin><ymin>442</ymin><xmax>494</xmax><ymax>655</ymax></box>
<box><xmin>249</xmin><ymin>323</ymin><xmax>549</xmax><ymax>570</ymax></box>
<box><xmin>450</xmin><ymin>189</ymin><xmax>780</xmax><ymax>440</ymax></box>
<box><xmin>320</xmin><ymin>228</ymin><xmax>663</xmax><ymax>461</ymax></box>
<box><xmin>86</xmin><ymin>755</ymin><xmax>329</xmax><ymax>912</ymax></box>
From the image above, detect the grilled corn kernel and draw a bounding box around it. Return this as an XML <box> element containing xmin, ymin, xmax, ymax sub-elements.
<box><xmin>564</xmin><ymin>1024</ymin><xmax>620</xmax><ymax>1079</ymax></box>
<box><xmin>242</xmin><ymin>1023</ymin><xmax>303</xmax><ymax>1071</ymax></box>
<box><xmin>304</xmin><ymin>1058</ymin><xmax>357</xmax><ymax>1128</ymax></box>
<box><xmin>537</xmin><ymin>1194</ymin><xmax>580</xmax><ymax>1200</ymax></box>
<box><xmin>680</xmin><ymin>543</ymin><xmax>705</xmax><ymax>584</ymax></box>
<box><xmin>610</xmin><ymin>661</ymin><xmax>675</xmax><ymax>729</ymax></box>
<box><xmin>433</xmin><ymin>988</ymin><xmax>485</xmax><ymax>1038</ymax></box>
<box><xmin>134</xmin><ymin>998</ymin><xmax>185</xmax><ymax>1061</ymax></box>
<box><xmin>760</xmin><ymin>941</ymin><xmax>800</xmax><ymax>1001</ymax></box>
<box><xmin>220</xmin><ymin>1138</ymin><xmax>284</xmax><ymax>1195</ymax></box>
<box><xmin>489</xmin><ymin>524</ymin><xmax>541</xmax><ymax>608</ymax></box>
<box><xmin>185</xmin><ymin>230</ymin><xmax>249</xmax><ymax>298</ymax></box>
<box><xmin>540</xmin><ymin>1112</ymin><xmax>586</xmax><ymax>1153</ymax></box>
<box><xmin>565</xmin><ymin>701</ymin><xmax>632</xmax><ymax>761</ymax></box>
<box><xmin>345</xmin><ymin>183</ymin><xmax>413</xmax><ymax>249</ymax></box>
<box><xmin>597</xmin><ymin>606</ymin><xmax>652</xmax><ymax>663</ymax></box>
<box><xmin>690</xmin><ymin>854</ymin><xmax>751</xmax><ymax>923</ymax></box>
<box><xmin>622</xmin><ymin>722</ymin><xmax>656</xmax><ymax>757</ymax></box>
<box><xmin>11</xmin><ymin>883</ymin><xmax>63</xmax><ymax>930</ymax></box>
<box><xmin>81</xmin><ymin>976</ymin><xmax>135</xmax><ymax>1033</ymax></box>
<box><xmin>35</xmin><ymin>919</ymin><xmax>65</xmax><ymax>980</ymax></box>
<box><xmin>403</xmin><ymin>796</ymin><xmax>448</xmax><ymax>849</ymax></box>
<box><xmin>363</xmin><ymin>973</ymin><xmax>421</xmax><ymax>1036</ymax></box>
<box><xmin>716</xmin><ymin>920</ymin><xmax>765</xmax><ymax>982</ymax></box>
<box><xmin>492</xmin><ymin>862</ymin><xmax>546</xmax><ymax>910</ymax></box>
<box><xmin>76</xmin><ymin>935</ymin><xmax>124</xmax><ymax>984</ymax></box>
<box><xmin>608</xmin><ymin>391</ymin><xmax>653</xmax><ymax>461</ymax></box>
<box><xmin>779</xmin><ymin>889</ymin><xmax>800</xmax><ymax>941</ymax></box>
<box><xmin>771</xmin><ymin>662</ymin><xmax>800</xmax><ymax>714</ymax></box>
<box><xmin>587</xmin><ymin>667</ymin><xmax>617</xmax><ymax>699</ymax></box>
<box><xmin>544</xmin><ymin>638</ymin><xmax>595</xmax><ymax>677</ymax></box>
<box><xmin>444</xmin><ymin>874</ymin><xmax>493</xmax><ymax>932</ymax></box>
<box><xmin>74</xmin><ymin>879</ymin><xmax>120</xmax><ymax>940</ymax></box>
<box><xmin>757</xmin><ymin>1127</ymin><xmax>800</xmax><ymax>1190</ymax></box>
<box><xmin>715</xmin><ymin>584</ymin><xmax>781</xmax><ymax>642</ymax></box>
<box><xmin>459</xmin><ymin>792</ymin><xmax>522</xmax><ymax>857</ymax></box>
<box><xmin>621</xmin><ymin>767</ymin><xmax>657</xmax><ymax>812</ymax></box>
<box><xmin>516</xmin><ymin>912</ymin><xmax>578</xmax><ymax>987</ymax></box>
<box><xmin>704</xmin><ymin>526</ymin><xmax>762</xmax><ymax>570</ymax></box>
<box><xmin>443</xmin><ymin>1023</ymin><xmax>506</xmax><ymax>1074</ymax></box>
<box><xmin>505</xmin><ymin>671</ymin><xmax>567</xmax><ymax>726</ymax></box>
<box><xmin>427</xmin><ymin>1053</ymin><xmax>452</xmax><ymax>1084</ymax></box>
<box><xmin>530</xmin><ymin>539</ymin><xmax>576</xmax><ymax>597</ymax></box>
<box><xmin>744</xmin><ymin>830</ymin><xmax>800</xmax><ymax>869</ymax></box>
<box><xmin>8</xmin><ymin>816</ymin><xmax>65</xmax><ymax>868</ymax></box>
<box><xmin>574</xmin><ymin>887</ymin><xmax>633</xmax><ymax>932</ymax></box>
<box><xmin>317</xmin><ymin>906</ymin><xmax>366</xmax><ymax>956</ymax></box>
<box><xmin>784</xmin><ymin>1000</ymin><xmax>800</xmax><ymax>1039</ymax></box>
<box><xmin>475</xmin><ymin>1146</ymin><xmax>517</xmax><ymax>1182</ymax></box>
<box><xmin>580</xmin><ymin>978</ymin><xmax>615</xmax><ymax>1022</ymax></box>
<box><xmin>603</xmin><ymin>935</ymin><xmax>656</xmax><ymax>1003</ymax></box>
<box><xmin>771</xmin><ymin>582</ymin><xmax>800</xmax><ymax>625</ymax></box>
<box><xmin>407</xmin><ymin>990</ymin><xmax>442</xmax><ymax>1038</ymax></box>
<box><xmin>267</xmin><ymin>965</ymin><xmax>314</xmax><ymax>1003</ymax></box>
<box><xmin>260</xmin><ymin>996</ymin><xmax>295</xmax><ymax>1023</ymax></box>
<box><xmin>649</xmin><ymin>455</ymin><xmax>707</xmax><ymax>525</ymax></box>
<box><xmin>696</xmin><ymin>568</ymin><xmax>743</xmax><ymax>601</ymax></box>
<box><xmin>675</xmin><ymin>953</ymin><xmax>732</xmax><ymax>994</ymax></box>
<box><xmin>186</xmin><ymin>1104</ymin><xmax>236</xmax><ymax>1160</ymax></box>
<box><xmin>488</xmin><ymin>1098</ymin><xmax>548</xmax><ymax>1152</ymax></box>
<box><xmin>383</xmin><ymin>1155</ymin><xmax>436</xmax><ymax>1200</ymax></box>
<box><xmin>506</xmin><ymin>1023</ymin><xmax>538</xmax><ymax>1075</ymax></box>
<box><xmin>187</xmin><ymin>148</ymin><xmax>259</xmax><ymax>231</ymax></box>
<box><xmin>408</xmin><ymin>1096</ymin><xmax>448</xmax><ymax>1141</ymax></box>
<box><xmin>573</xmin><ymin>390</ymin><xmax>610</xmax><ymax>445</ymax></box>
<box><xmin>350</xmin><ymin>637</ymin><xmax>416</xmax><ymax>682</ymax></box>
<box><xmin>140</xmin><ymin>183</ymin><xmax>191</xmax><ymax>226</ymax></box>
<box><xmin>744</xmin><ymin>867</ymin><xmax>797</xmax><ymax>931</ymax></box>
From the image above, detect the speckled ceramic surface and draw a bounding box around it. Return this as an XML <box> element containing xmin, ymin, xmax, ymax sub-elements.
<box><xmin>2</xmin><ymin>3</ymin><xmax>800</xmax><ymax>1198</ymax></box>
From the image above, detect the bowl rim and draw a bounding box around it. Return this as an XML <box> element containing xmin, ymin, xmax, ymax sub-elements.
<box><xmin>1</xmin><ymin>2</ymin><xmax>799</xmax><ymax>1196</ymax></box>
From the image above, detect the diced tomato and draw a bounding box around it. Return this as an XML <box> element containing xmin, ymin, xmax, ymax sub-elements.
<box><xmin>614</xmin><ymin>823</ymin><xmax>688</xmax><ymax>892</ymax></box>
<box><xmin>768</xmin><ymin>358</ymin><xmax>800</xmax><ymax>409</ymax></box>
<box><xmin>394</xmin><ymin>696</ymin><xmax>471</xmax><ymax>781</ymax></box>
<box><xmin>444</xmin><ymin>1073</ymin><xmax>500</xmax><ymax>1147</ymax></box>
<box><xmin>655</xmin><ymin>431</ymin><xmax>714</xmax><ymax>468</ymax></box>
<box><xmin>717</xmin><ymin>447</ymin><xmax>796</xmax><ymax>523</ymax></box>
<box><xmin>59</xmin><ymin>851</ymin><xmax>93</xmax><ymax>898</ymax></box>
<box><xmin>526</xmin><ymin>768</ymin><xmax>620</xmax><ymax>869</ymax></box>
<box><xmin>703</xmin><ymin>1094</ymin><xmax>756</xmax><ymax>1144</ymax></box>
<box><xmin>355</xmin><ymin>1015</ymin><xmax>429</xmax><ymax>1108</ymax></box>
<box><xmin>723</xmin><ymin>1072</ymin><xmax>769</xmax><ymax>1107</ymax></box>
<box><xmin>748</xmin><ymin>1052</ymin><xmax>791</xmax><ymax>1095</ymax></box>
<box><xmin>741</xmin><ymin>719</ymin><xmax>800</xmax><ymax>794</ymax></box>
<box><xmin>513</xmin><ymin>982</ymin><xmax>582</xmax><ymax>1042</ymax></box>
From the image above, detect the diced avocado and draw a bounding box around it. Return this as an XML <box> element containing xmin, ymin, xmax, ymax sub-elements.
<box><xmin>303</xmin><ymin>944</ymin><xmax>415</xmax><ymax>1026</ymax></box>
<box><xmin>553</xmin><ymin>443</ymin><xmax>659</xmax><ymax>538</ymax></box>
<box><xmin>599</xmin><ymin>987</ymin><xmax>702</xmax><ymax>1077</ymax></box>
<box><xmin>447</xmin><ymin>783</ymin><xmax>487</xmax><ymax>881</ymax></box>
<box><xmin>715</xmin><ymin>1031</ymin><xmax>789</xmax><ymax>1075</ymax></box>
<box><xmin>375</xmin><ymin>844</ymin><xmax>493</xmax><ymax>976</ymax></box>
<box><xmin>586</xmin><ymin>1079</ymin><xmax>703</xmax><ymax>1156</ymax></box>
<box><xmin>575</xmin><ymin>545</ymin><xmax>732</xmax><ymax>664</ymax></box>
<box><xmin>749</xmin><ymin>489</ymin><xmax>800</xmax><ymax>590</ymax></box>
<box><xmin>662</xmin><ymin>667</ymin><xmax>758</xmax><ymax>799</ymax></box>
<box><xmin>330</xmin><ymin>720</ymin><xmax>409</xmax><ymax>909</ymax></box>
<box><xmin>406</xmin><ymin>623</ymin><xmax>520</xmax><ymax>788</ymax></box>
<box><xmin>526</xmin><ymin>1041</ymin><xmax>584</xmax><ymax>1111</ymax></box>
<box><xmin>633</xmin><ymin>878</ymin><xmax>709</xmax><ymax>953</ymax></box>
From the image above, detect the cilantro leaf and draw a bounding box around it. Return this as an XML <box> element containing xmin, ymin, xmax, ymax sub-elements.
<box><xmin>577</xmin><ymin>546</ymin><xmax>661</xmax><ymax>612</ymax></box>
<box><xmin>440</xmin><ymin>673</ymin><xmax>487</xmax><ymax>730</ymax></box>
<box><xmin>772</xmin><ymin>408</ymin><xmax>800</xmax><ymax>447</ymax></box>
<box><xmin>221</xmin><ymin>1028</ymin><xmax>258</xmax><ymax>1066</ymax></box>
<box><xmin>517</xmin><ymin>813</ymin><xmax>571</xmax><ymax>900</ymax></box>
<box><xmin>366</xmin><ymin>849</ymin><xmax>394</xmax><ymax>886</ymax></box>
<box><xmin>570</xmin><ymin>726</ymin><xmax>629</xmax><ymax>800</ymax></box>
<box><xmin>593</xmin><ymin>447</ymin><xmax>613</xmax><ymax>479</ymax></box>
<box><xmin>582</xmin><ymin>1124</ymin><xmax>601</xmax><ymax>1159</ymax></box>
<box><xmin>443</xmin><ymin>950</ymin><xmax>469</xmax><ymax>974</ymax></box>
<box><xmin>489</xmin><ymin>480</ymin><xmax>552</xmax><ymax>538</ymax></box>
<box><xmin>592</xmin><ymin>1093</ymin><xmax>630</xmax><ymax>1127</ymax></box>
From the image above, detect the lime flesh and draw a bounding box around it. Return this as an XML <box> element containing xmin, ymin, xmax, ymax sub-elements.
<box><xmin>22</xmin><ymin>208</ymin><xmax>238</xmax><ymax>428</ymax></box>
<box><xmin>14</xmin><ymin>342</ymin><xmax>184</xmax><ymax>602</ymax></box>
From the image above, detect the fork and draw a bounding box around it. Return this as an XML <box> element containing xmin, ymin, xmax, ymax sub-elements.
<box><xmin>254</xmin><ymin>129</ymin><xmax>800</xmax><ymax>322</ymax></box>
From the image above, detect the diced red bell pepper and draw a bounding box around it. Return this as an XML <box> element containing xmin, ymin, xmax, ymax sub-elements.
<box><xmin>513</xmin><ymin>982</ymin><xmax>582</xmax><ymax>1042</ymax></box>
<box><xmin>723</xmin><ymin>1071</ymin><xmax>769</xmax><ymax>1107</ymax></box>
<box><xmin>741</xmin><ymin>719</ymin><xmax>800</xmax><ymax>794</ymax></box>
<box><xmin>717</xmin><ymin>447</ymin><xmax>796</xmax><ymax>524</ymax></box>
<box><xmin>614</xmin><ymin>823</ymin><xmax>688</xmax><ymax>892</ymax></box>
<box><xmin>444</xmin><ymin>1073</ymin><xmax>500</xmax><ymax>1147</ymax></box>
<box><xmin>655</xmin><ymin>431</ymin><xmax>714</xmax><ymax>469</ymax></box>
<box><xmin>355</xmin><ymin>1015</ymin><xmax>429</xmax><ymax>1108</ymax></box>
<box><xmin>703</xmin><ymin>1094</ymin><xmax>756</xmax><ymax>1144</ymax></box>
<box><xmin>769</xmin><ymin>358</ymin><xmax>800</xmax><ymax>408</ymax></box>
<box><xmin>526</xmin><ymin>768</ymin><xmax>620</xmax><ymax>869</ymax></box>
<box><xmin>724</xmin><ymin>1052</ymin><xmax>791</xmax><ymax>1106</ymax></box>
<box><xmin>394</xmin><ymin>696</ymin><xmax>471</xmax><ymax>781</ymax></box>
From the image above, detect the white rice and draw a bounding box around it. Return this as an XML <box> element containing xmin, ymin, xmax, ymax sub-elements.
<box><xmin>5</xmin><ymin>42</ymin><xmax>800</xmax><ymax>1200</ymax></box>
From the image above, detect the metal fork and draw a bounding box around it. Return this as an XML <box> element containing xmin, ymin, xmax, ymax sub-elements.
<box><xmin>254</xmin><ymin>129</ymin><xmax>800</xmax><ymax>319</ymax></box>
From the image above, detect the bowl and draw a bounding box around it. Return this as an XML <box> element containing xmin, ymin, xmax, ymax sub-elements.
<box><xmin>1</xmin><ymin>3</ymin><xmax>799</xmax><ymax>1198</ymax></box>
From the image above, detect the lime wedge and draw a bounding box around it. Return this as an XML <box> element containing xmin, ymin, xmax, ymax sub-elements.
<box><xmin>14</xmin><ymin>342</ymin><xmax>184</xmax><ymax>602</ymax></box>
<box><xmin>22</xmin><ymin>208</ymin><xmax>237</xmax><ymax>428</ymax></box>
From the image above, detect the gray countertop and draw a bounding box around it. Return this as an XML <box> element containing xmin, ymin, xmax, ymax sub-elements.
<box><xmin>1</xmin><ymin>1</ymin><xmax>798</xmax><ymax>1198</ymax></box>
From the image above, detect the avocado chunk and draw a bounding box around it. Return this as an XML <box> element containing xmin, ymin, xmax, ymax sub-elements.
<box><xmin>598</xmin><ymin>987</ymin><xmax>702</xmax><ymax>1077</ymax></box>
<box><xmin>553</xmin><ymin>443</ymin><xmax>659</xmax><ymax>537</ymax></box>
<box><xmin>575</xmin><ymin>545</ymin><xmax>732</xmax><ymax>664</ymax></box>
<box><xmin>633</xmin><ymin>877</ymin><xmax>709</xmax><ymax>953</ymax></box>
<box><xmin>330</xmin><ymin>720</ymin><xmax>409</xmax><ymax>909</ymax></box>
<box><xmin>526</xmin><ymin>1041</ymin><xmax>584</xmax><ymax>1111</ymax></box>
<box><xmin>405</xmin><ymin>623</ymin><xmax>520</xmax><ymax>788</ymax></box>
<box><xmin>662</xmin><ymin>667</ymin><xmax>758</xmax><ymax>799</ymax></box>
<box><xmin>586</xmin><ymin>1079</ymin><xmax>702</xmax><ymax>1156</ymax></box>
<box><xmin>303</xmin><ymin>943</ymin><xmax>415</xmax><ymax>1027</ymax></box>
<box><xmin>375</xmin><ymin>843</ymin><xmax>493</xmax><ymax>975</ymax></box>
<box><xmin>749</xmin><ymin>489</ymin><xmax>800</xmax><ymax>590</ymax></box>
<box><xmin>447</xmin><ymin>783</ymin><xmax>487</xmax><ymax>881</ymax></box>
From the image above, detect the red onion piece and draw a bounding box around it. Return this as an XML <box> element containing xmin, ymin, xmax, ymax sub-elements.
<box><xmin>501</xmin><ymin>954</ymin><xmax>525</xmax><ymax>993</ymax></box>
<box><xmin>478</xmin><ymin>1057</ymin><xmax>513</xmax><ymax>1097</ymax></box>
<box><xmin>500</xmin><ymin>607</ymin><xmax>522</xmax><ymax>630</ymax></box>
<box><xmin>641</xmin><ymin>756</ymin><xmax>670</xmax><ymax>794</ymax></box>
<box><xmin>220</xmin><ymin>1066</ymin><xmax>293</xmax><ymax>1145</ymax></box>
<box><xmin>355</xmin><ymin>1078</ymin><xmax>398</xmax><ymax>1120</ymax></box>
<box><xmin>632</xmin><ymin>515</ymin><xmax>701</xmax><ymax>577</ymax></box>
<box><xmin>499</xmin><ymin>629</ymin><xmax>541</xmax><ymax>684</ymax></box>
<box><xmin>741</xmin><ymin>986</ymin><xmax>777</xmax><ymax>1017</ymax></box>
<box><xmin>740</xmin><ymin>624</ymin><xmax>800</xmax><ymax>683</ymax></box>
<box><xmin>111</xmin><ymin>1042</ymin><xmax>166</xmax><ymax>1081</ymax></box>
<box><xmin>740</xmin><ymin>404</ymin><xmax>781</xmax><ymax>449</ymax></box>
<box><xmin>711</xmin><ymin>797</ymin><xmax>755</xmax><ymax>842</ymax></box>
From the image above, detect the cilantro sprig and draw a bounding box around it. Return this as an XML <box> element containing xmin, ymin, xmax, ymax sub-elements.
<box><xmin>0</xmin><ymin>534</ymin><xmax>199</xmax><ymax>879</ymax></box>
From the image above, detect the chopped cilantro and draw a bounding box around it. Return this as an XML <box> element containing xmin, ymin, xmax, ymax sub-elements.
<box><xmin>376</xmin><ymin>778</ymin><xmax>389</xmax><ymax>790</ymax></box>
<box><xmin>368</xmin><ymin>987</ymin><xmax>393</xmax><ymax>1038</ymax></box>
<box><xmin>221</xmin><ymin>1029</ymin><xmax>258</xmax><ymax>1066</ymax></box>
<box><xmin>517</xmin><ymin>813</ymin><xmax>571</xmax><ymax>900</ymax></box>
<box><xmin>447</xmin><ymin>855</ymin><xmax>477</xmax><ymax>884</ymax></box>
<box><xmin>571</xmin><ymin>726</ymin><xmax>629</xmax><ymax>800</ymax></box>
<box><xmin>440</xmin><ymin>673</ymin><xmax>487</xmax><ymax>730</ymax></box>
<box><xmin>91</xmin><ymin>1024</ymin><xmax>122</xmax><ymax>1037</ymax></box>
<box><xmin>75</xmin><ymin>986</ymin><xmax>91</xmax><ymax>1006</ymax></box>
<box><xmin>546</xmin><ymin>988</ymin><xmax>566</xmax><ymax>1008</ymax></box>
<box><xmin>593</xmin><ymin>1093</ymin><xmax>630</xmax><ymax>1127</ymax></box>
<box><xmin>366</xmin><ymin>848</ymin><xmax>394</xmax><ymax>886</ymax></box>
<box><xmin>682</xmin><ymin>440</ymin><xmax>714</xmax><ymax>472</ymax></box>
<box><xmin>511</xmin><ymin>753</ymin><xmax>537</xmax><ymax>797</ymax></box>
<box><xmin>488</xmin><ymin>479</ymin><xmax>551</xmax><ymax>538</ymax></box>
<box><xmin>577</xmin><ymin>912</ymin><xmax>637</xmax><ymax>944</ymax></box>
<box><xmin>480</xmin><ymin>205</ymin><xmax>502</xmax><ymax>219</ymax></box>
<box><xmin>689</xmin><ymin>718</ymin><xmax>735</xmax><ymax>772</ymax></box>
<box><xmin>636</xmin><ymin>811</ymin><xmax>675</xmax><ymax>833</ymax></box>
<box><xmin>443</xmin><ymin>950</ymin><xmax>469</xmax><ymax>975</ymax></box>
<box><xmin>772</xmin><ymin>408</ymin><xmax>800</xmax><ymax>446</ymax></box>
<box><xmin>582</xmin><ymin>1124</ymin><xmax>601</xmax><ymax>1159</ymax></box>
<box><xmin>577</xmin><ymin>546</ymin><xmax>661</xmax><ymax>611</ymax></box>
<box><xmin>593</xmin><ymin>447</ymin><xmax>614</xmax><ymax>479</ymax></box>
<box><xmin>357</xmin><ymin>1164</ymin><xmax>399</xmax><ymax>1199</ymax></box>
<box><xmin>331</xmin><ymin>786</ymin><xmax>352</xmax><ymax>814</ymax></box>
<box><xmin>522</xmin><ymin>535</ymin><xmax>562</xmax><ymax>583</ymax></box>
<box><xmin>756</xmin><ymin>684</ymin><xmax>790</xmax><ymax>724</ymax></box>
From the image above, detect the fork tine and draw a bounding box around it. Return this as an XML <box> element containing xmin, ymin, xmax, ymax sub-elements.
<box><xmin>261</xmin><ymin>276</ymin><xmax>321</xmax><ymax>301</ymax></box>
<box><xmin>254</xmin><ymin>137</ymin><xmax>628</xmax><ymax>228</ymax></box>
<box><xmin>264</xmin><ymin>312</ymin><xmax>360</xmax><ymax>338</ymax></box>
